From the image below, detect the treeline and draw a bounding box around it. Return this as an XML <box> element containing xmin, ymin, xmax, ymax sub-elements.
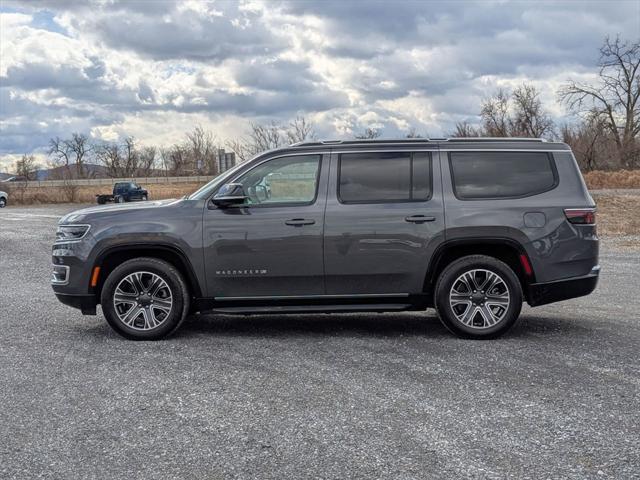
<box><xmin>12</xmin><ymin>36</ymin><xmax>639</xmax><ymax>179</ymax></box>
<box><xmin>451</xmin><ymin>36</ymin><xmax>639</xmax><ymax>171</ymax></box>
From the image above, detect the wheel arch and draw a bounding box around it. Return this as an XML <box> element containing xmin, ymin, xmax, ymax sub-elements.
<box><xmin>91</xmin><ymin>244</ymin><xmax>202</xmax><ymax>302</ymax></box>
<box><xmin>424</xmin><ymin>237</ymin><xmax>535</xmax><ymax>300</ymax></box>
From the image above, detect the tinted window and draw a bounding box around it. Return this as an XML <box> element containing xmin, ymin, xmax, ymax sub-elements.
<box><xmin>450</xmin><ymin>152</ymin><xmax>556</xmax><ymax>199</ymax></box>
<box><xmin>339</xmin><ymin>152</ymin><xmax>432</xmax><ymax>203</ymax></box>
<box><xmin>235</xmin><ymin>155</ymin><xmax>320</xmax><ymax>205</ymax></box>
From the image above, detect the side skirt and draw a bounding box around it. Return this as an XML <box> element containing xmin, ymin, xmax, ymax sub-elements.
<box><xmin>191</xmin><ymin>293</ymin><xmax>431</xmax><ymax>315</ymax></box>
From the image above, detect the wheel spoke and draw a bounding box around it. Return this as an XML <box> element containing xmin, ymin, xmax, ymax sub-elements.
<box><xmin>130</xmin><ymin>272</ymin><xmax>146</xmax><ymax>294</ymax></box>
<box><xmin>113</xmin><ymin>271</ymin><xmax>174</xmax><ymax>331</ymax></box>
<box><xmin>478</xmin><ymin>304</ymin><xmax>497</xmax><ymax>326</ymax></box>
<box><xmin>122</xmin><ymin>305</ymin><xmax>143</xmax><ymax>326</ymax></box>
<box><xmin>448</xmin><ymin>268</ymin><xmax>511</xmax><ymax>330</ymax></box>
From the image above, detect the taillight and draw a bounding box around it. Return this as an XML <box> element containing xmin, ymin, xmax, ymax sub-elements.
<box><xmin>564</xmin><ymin>208</ymin><xmax>596</xmax><ymax>225</ymax></box>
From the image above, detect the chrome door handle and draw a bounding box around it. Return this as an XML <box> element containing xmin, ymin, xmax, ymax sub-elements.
<box><xmin>405</xmin><ymin>215</ymin><xmax>435</xmax><ymax>223</ymax></box>
<box><xmin>285</xmin><ymin>218</ymin><xmax>316</xmax><ymax>226</ymax></box>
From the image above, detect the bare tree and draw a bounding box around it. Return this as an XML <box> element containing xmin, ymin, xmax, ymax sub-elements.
<box><xmin>186</xmin><ymin>126</ymin><xmax>218</xmax><ymax>175</ymax></box>
<box><xmin>14</xmin><ymin>154</ymin><xmax>40</xmax><ymax>180</ymax></box>
<box><xmin>511</xmin><ymin>84</ymin><xmax>555</xmax><ymax>138</ymax></box>
<box><xmin>450</xmin><ymin>121</ymin><xmax>481</xmax><ymax>137</ymax></box>
<box><xmin>48</xmin><ymin>133</ymin><xmax>92</xmax><ymax>178</ymax></box>
<box><xmin>559</xmin><ymin>36</ymin><xmax>640</xmax><ymax>168</ymax></box>
<box><xmin>138</xmin><ymin>146</ymin><xmax>157</xmax><ymax>177</ymax></box>
<box><xmin>481</xmin><ymin>88</ymin><xmax>511</xmax><ymax>136</ymax></box>
<box><xmin>285</xmin><ymin>116</ymin><xmax>317</xmax><ymax>144</ymax></box>
<box><xmin>405</xmin><ymin>127</ymin><xmax>424</xmax><ymax>138</ymax></box>
<box><xmin>164</xmin><ymin>144</ymin><xmax>189</xmax><ymax>176</ymax></box>
<box><xmin>561</xmin><ymin>111</ymin><xmax>611</xmax><ymax>171</ymax></box>
<box><xmin>228</xmin><ymin>119</ymin><xmax>291</xmax><ymax>163</ymax></box>
<box><xmin>354</xmin><ymin>127</ymin><xmax>381</xmax><ymax>139</ymax></box>
<box><xmin>478</xmin><ymin>84</ymin><xmax>555</xmax><ymax>138</ymax></box>
<box><xmin>96</xmin><ymin>142</ymin><xmax>123</xmax><ymax>177</ymax></box>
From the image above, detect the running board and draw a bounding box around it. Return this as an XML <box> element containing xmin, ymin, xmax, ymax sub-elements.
<box><xmin>209</xmin><ymin>303</ymin><xmax>413</xmax><ymax>315</ymax></box>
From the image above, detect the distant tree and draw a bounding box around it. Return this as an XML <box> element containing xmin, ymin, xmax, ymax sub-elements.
<box><xmin>285</xmin><ymin>116</ymin><xmax>317</xmax><ymax>144</ymax></box>
<box><xmin>481</xmin><ymin>88</ymin><xmax>511</xmax><ymax>136</ymax></box>
<box><xmin>405</xmin><ymin>127</ymin><xmax>424</xmax><ymax>138</ymax></box>
<box><xmin>14</xmin><ymin>154</ymin><xmax>39</xmax><ymax>180</ymax></box>
<box><xmin>559</xmin><ymin>36</ymin><xmax>640</xmax><ymax>168</ymax></box>
<box><xmin>511</xmin><ymin>84</ymin><xmax>555</xmax><ymax>137</ymax></box>
<box><xmin>48</xmin><ymin>133</ymin><xmax>92</xmax><ymax>178</ymax></box>
<box><xmin>186</xmin><ymin>125</ymin><xmax>218</xmax><ymax>175</ymax></box>
<box><xmin>138</xmin><ymin>146</ymin><xmax>157</xmax><ymax>177</ymax></box>
<box><xmin>227</xmin><ymin>116</ymin><xmax>316</xmax><ymax>163</ymax></box>
<box><xmin>354</xmin><ymin>127</ymin><xmax>381</xmax><ymax>139</ymax></box>
<box><xmin>450</xmin><ymin>121</ymin><xmax>482</xmax><ymax>137</ymax></box>
<box><xmin>96</xmin><ymin>142</ymin><xmax>123</xmax><ymax>178</ymax></box>
<box><xmin>561</xmin><ymin>111</ymin><xmax>613</xmax><ymax>171</ymax></box>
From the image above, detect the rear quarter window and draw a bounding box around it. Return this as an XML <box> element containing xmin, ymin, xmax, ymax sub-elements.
<box><xmin>449</xmin><ymin>151</ymin><xmax>557</xmax><ymax>199</ymax></box>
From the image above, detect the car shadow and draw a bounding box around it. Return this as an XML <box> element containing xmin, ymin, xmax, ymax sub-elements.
<box><xmin>175</xmin><ymin>310</ymin><xmax>594</xmax><ymax>340</ymax></box>
<box><xmin>176</xmin><ymin>311</ymin><xmax>452</xmax><ymax>339</ymax></box>
<box><xmin>79</xmin><ymin>310</ymin><xmax>595</xmax><ymax>342</ymax></box>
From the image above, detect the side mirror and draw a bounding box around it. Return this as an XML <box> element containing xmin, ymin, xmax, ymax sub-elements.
<box><xmin>211</xmin><ymin>183</ymin><xmax>248</xmax><ymax>208</ymax></box>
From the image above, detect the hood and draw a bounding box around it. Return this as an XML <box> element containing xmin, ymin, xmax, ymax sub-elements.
<box><xmin>59</xmin><ymin>198</ymin><xmax>183</xmax><ymax>224</ymax></box>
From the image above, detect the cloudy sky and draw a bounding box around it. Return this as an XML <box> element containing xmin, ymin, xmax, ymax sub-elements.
<box><xmin>0</xmin><ymin>0</ymin><xmax>638</xmax><ymax>170</ymax></box>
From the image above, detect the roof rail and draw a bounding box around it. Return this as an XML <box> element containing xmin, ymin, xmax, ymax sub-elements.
<box><xmin>289</xmin><ymin>137</ymin><xmax>547</xmax><ymax>147</ymax></box>
<box><xmin>445</xmin><ymin>137</ymin><xmax>547</xmax><ymax>142</ymax></box>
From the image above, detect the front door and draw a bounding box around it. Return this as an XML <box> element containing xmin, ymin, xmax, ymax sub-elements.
<box><xmin>323</xmin><ymin>149</ymin><xmax>445</xmax><ymax>295</ymax></box>
<box><xmin>203</xmin><ymin>153</ymin><xmax>328</xmax><ymax>298</ymax></box>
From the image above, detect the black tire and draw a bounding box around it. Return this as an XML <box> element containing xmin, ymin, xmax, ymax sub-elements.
<box><xmin>0</xmin><ymin>197</ymin><xmax>6</xmax><ymax>208</ymax></box>
<box><xmin>434</xmin><ymin>255</ymin><xmax>522</xmax><ymax>339</ymax></box>
<box><xmin>116</xmin><ymin>196</ymin><xmax>125</xmax><ymax>203</ymax></box>
<box><xmin>142</xmin><ymin>194</ymin><xmax>148</xmax><ymax>201</ymax></box>
<box><xmin>100</xmin><ymin>257</ymin><xmax>190</xmax><ymax>340</ymax></box>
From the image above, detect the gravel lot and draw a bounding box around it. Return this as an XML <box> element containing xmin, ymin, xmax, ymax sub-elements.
<box><xmin>1</xmin><ymin>204</ymin><xmax>639</xmax><ymax>479</ymax></box>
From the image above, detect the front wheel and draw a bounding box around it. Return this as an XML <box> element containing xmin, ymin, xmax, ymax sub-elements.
<box><xmin>434</xmin><ymin>255</ymin><xmax>523</xmax><ymax>339</ymax></box>
<box><xmin>0</xmin><ymin>198</ymin><xmax>6</xmax><ymax>208</ymax></box>
<box><xmin>141</xmin><ymin>194</ymin><xmax>148</xmax><ymax>201</ymax></box>
<box><xmin>100</xmin><ymin>258</ymin><xmax>190</xmax><ymax>340</ymax></box>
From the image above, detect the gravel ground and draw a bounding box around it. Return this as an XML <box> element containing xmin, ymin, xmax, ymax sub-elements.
<box><xmin>1</xmin><ymin>204</ymin><xmax>639</xmax><ymax>480</ymax></box>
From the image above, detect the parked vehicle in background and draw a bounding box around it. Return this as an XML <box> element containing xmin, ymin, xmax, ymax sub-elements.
<box><xmin>52</xmin><ymin>138</ymin><xmax>599</xmax><ymax>340</ymax></box>
<box><xmin>96</xmin><ymin>182</ymin><xmax>148</xmax><ymax>204</ymax></box>
<box><xmin>0</xmin><ymin>191</ymin><xmax>7</xmax><ymax>208</ymax></box>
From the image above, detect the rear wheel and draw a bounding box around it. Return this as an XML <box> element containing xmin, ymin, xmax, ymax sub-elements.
<box><xmin>100</xmin><ymin>258</ymin><xmax>190</xmax><ymax>340</ymax></box>
<box><xmin>434</xmin><ymin>255</ymin><xmax>522</xmax><ymax>339</ymax></box>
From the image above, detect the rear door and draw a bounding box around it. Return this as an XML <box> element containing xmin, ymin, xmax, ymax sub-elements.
<box><xmin>323</xmin><ymin>148</ymin><xmax>445</xmax><ymax>295</ymax></box>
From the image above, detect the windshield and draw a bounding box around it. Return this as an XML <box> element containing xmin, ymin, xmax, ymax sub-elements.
<box><xmin>187</xmin><ymin>158</ymin><xmax>248</xmax><ymax>200</ymax></box>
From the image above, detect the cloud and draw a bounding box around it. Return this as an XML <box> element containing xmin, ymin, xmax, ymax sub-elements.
<box><xmin>0</xmin><ymin>0</ymin><xmax>638</xmax><ymax>167</ymax></box>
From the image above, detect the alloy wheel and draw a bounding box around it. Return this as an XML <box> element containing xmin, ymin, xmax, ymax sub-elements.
<box><xmin>113</xmin><ymin>271</ymin><xmax>173</xmax><ymax>331</ymax></box>
<box><xmin>449</xmin><ymin>269</ymin><xmax>510</xmax><ymax>329</ymax></box>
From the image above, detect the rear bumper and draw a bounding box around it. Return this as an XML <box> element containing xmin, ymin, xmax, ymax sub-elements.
<box><xmin>527</xmin><ymin>267</ymin><xmax>599</xmax><ymax>307</ymax></box>
<box><xmin>55</xmin><ymin>293</ymin><xmax>97</xmax><ymax>315</ymax></box>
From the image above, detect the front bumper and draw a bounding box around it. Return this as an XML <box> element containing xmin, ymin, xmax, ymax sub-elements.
<box><xmin>527</xmin><ymin>267</ymin><xmax>600</xmax><ymax>307</ymax></box>
<box><xmin>54</xmin><ymin>293</ymin><xmax>97</xmax><ymax>315</ymax></box>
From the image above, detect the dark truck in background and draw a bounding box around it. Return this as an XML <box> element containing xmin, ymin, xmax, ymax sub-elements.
<box><xmin>96</xmin><ymin>182</ymin><xmax>148</xmax><ymax>204</ymax></box>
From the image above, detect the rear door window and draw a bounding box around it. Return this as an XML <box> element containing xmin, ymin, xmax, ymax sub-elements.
<box><xmin>449</xmin><ymin>151</ymin><xmax>557</xmax><ymax>199</ymax></box>
<box><xmin>338</xmin><ymin>152</ymin><xmax>432</xmax><ymax>203</ymax></box>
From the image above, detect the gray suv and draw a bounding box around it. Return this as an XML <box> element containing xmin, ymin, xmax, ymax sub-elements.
<box><xmin>52</xmin><ymin>138</ymin><xmax>599</xmax><ymax>340</ymax></box>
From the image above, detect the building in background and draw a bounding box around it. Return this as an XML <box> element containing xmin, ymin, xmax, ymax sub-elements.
<box><xmin>217</xmin><ymin>149</ymin><xmax>236</xmax><ymax>174</ymax></box>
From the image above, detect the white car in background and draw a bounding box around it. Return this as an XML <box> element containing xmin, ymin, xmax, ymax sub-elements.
<box><xmin>0</xmin><ymin>190</ymin><xmax>7</xmax><ymax>208</ymax></box>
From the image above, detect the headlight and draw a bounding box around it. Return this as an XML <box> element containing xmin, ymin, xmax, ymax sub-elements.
<box><xmin>55</xmin><ymin>224</ymin><xmax>91</xmax><ymax>243</ymax></box>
